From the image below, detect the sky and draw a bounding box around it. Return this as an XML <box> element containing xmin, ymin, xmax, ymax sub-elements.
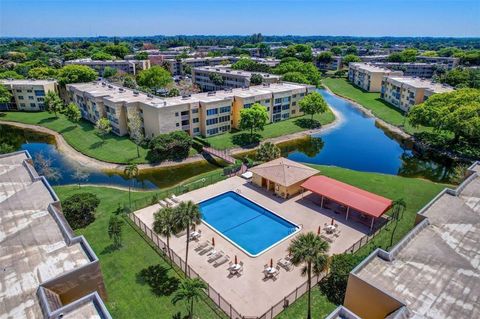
<box><xmin>0</xmin><ymin>0</ymin><xmax>479</xmax><ymax>38</ymax></box>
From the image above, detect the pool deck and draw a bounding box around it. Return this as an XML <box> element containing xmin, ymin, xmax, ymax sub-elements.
<box><xmin>134</xmin><ymin>176</ymin><xmax>370</xmax><ymax>317</ymax></box>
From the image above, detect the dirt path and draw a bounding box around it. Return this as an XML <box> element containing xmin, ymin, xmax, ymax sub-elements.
<box><xmin>1</xmin><ymin>111</ymin><xmax>342</xmax><ymax>172</ymax></box>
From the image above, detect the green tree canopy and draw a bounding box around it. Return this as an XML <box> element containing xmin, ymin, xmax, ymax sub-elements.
<box><xmin>57</xmin><ymin>65</ymin><xmax>98</xmax><ymax>85</ymax></box>
<box><xmin>439</xmin><ymin>68</ymin><xmax>480</xmax><ymax>89</ymax></box>
<box><xmin>231</xmin><ymin>58</ymin><xmax>271</xmax><ymax>73</ymax></box>
<box><xmin>409</xmin><ymin>89</ymin><xmax>480</xmax><ymax>143</ymax></box>
<box><xmin>137</xmin><ymin>66</ymin><xmax>172</xmax><ymax>92</ymax></box>
<box><xmin>0</xmin><ymin>70</ymin><xmax>24</xmax><ymax>79</ymax></box>
<box><xmin>273</xmin><ymin>60</ymin><xmax>321</xmax><ymax>86</ymax></box>
<box><xmin>62</xmin><ymin>192</ymin><xmax>100</xmax><ymax>229</ymax></box>
<box><xmin>299</xmin><ymin>91</ymin><xmax>329</xmax><ymax>122</ymax></box>
<box><xmin>330</xmin><ymin>46</ymin><xmax>342</xmax><ymax>55</ymax></box>
<box><xmin>148</xmin><ymin>131</ymin><xmax>192</xmax><ymax>162</ymax></box>
<box><xmin>0</xmin><ymin>85</ymin><xmax>13</xmax><ymax>104</ymax></box>
<box><xmin>44</xmin><ymin>91</ymin><xmax>64</xmax><ymax>117</ymax></box>
<box><xmin>388</xmin><ymin>49</ymin><xmax>418</xmax><ymax>62</ymax></box>
<box><xmin>342</xmin><ymin>54</ymin><xmax>361</xmax><ymax>67</ymax></box>
<box><xmin>134</xmin><ymin>52</ymin><xmax>149</xmax><ymax>60</ymax></box>
<box><xmin>239</xmin><ymin>103</ymin><xmax>269</xmax><ymax>141</ymax></box>
<box><xmin>27</xmin><ymin>67</ymin><xmax>58</xmax><ymax>79</ymax></box>
<box><xmin>103</xmin><ymin>43</ymin><xmax>131</xmax><ymax>59</ymax></box>
<box><xmin>316</xmin><ymin>51</ymin><xmax>333</xmax><ymax>63</ymax></box>
<box><xmin>171</xmin><ymin>278</ymin><xmax>207</xmax><ymax>319</ymax></box>
<box><xmin>102</xmin><ymin>66</ymin><xmax>118</xmax><ymax>78</ymax></box>
<box><xmin>108</xmin><ymin>215</ymin><xmax>124</xmax><ymax>248</ymax></box>
<box><xmin>256</xmin><ymin>142</ymin><xmax>281</xmax><ymax>162</ymax></box>
<box><xmin>63</xmin><ymin>102</ymin><xmax>81</xmax><ymax>123</ymax></box>
<box><xmin>250</xmin><ymin>73</ymin><xmax>263</xmax><ymax>85</ymax></box>
<box><xmin>91</xmin><ymin>51</ymin><xmax>116</xmax><ymax>60</ymax></box>
<box><xmin>95</xmin><ymin>117</ymin><xmax>112</xmax><ymax>141</ymax></box>
<box><xmin>282</xmin><ymin>72</ymin><xmax>310</xmax><ymax>84</ymax></box>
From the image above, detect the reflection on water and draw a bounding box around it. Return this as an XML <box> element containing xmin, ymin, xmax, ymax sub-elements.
<box><xmin>0</xmin><ymin>125</ymin><xmax>222</xmax><ymax>189</ymax></box>
<box><xmin>283</xmin><ymin>90</ymin><xmax>455</xmax><ymax>182</ymax></box>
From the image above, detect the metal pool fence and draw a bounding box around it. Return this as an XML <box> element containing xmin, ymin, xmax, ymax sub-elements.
<box><xmin>129</xmin><ymin>213</ymin><xmax>326</xmax><ymax>319</ymax></box>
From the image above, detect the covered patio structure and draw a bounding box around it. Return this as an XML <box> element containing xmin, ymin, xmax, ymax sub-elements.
<box><xmin>301</xmin><ymin>175</ymin><xmax>393</xmax><ymax>230</ymax></box>
<box><xmin>249</xmin><ymin>157</ymin><xmax>318</xmax><ymax>199</ymax></box>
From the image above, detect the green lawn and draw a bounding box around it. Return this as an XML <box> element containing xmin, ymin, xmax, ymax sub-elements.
<box><xmin>276</xmin><ymin>289</ymin><xmax>337</xmax><ymax>319</ymax></box>
<box><xmin>54</xmin><ymin>186</ymin><xmax>227</xmax><ymax>319</ymax></box>
<box><xmin>205</xmin><ymin>110</ymin><xmax>336</xmax><ymax>150</ymax></box>
<box><xmin>1</xmin><ymin>111</ymin><xmax>151</xmax><ymax>164</ymax></box>
<box><xmin>322</xmin><ymin>77</ymin><xmax>428</xmax><ymax>135</ymax></box>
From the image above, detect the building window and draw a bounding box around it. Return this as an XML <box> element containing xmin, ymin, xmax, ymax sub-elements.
<box><xmin>206</xmin><ymin>118</ymin><xmax>218</xmax><ymax>126</ymax></box>
<box><xmin>34</xmin><ymin>90</ymin><xmax>45</xmax><ymax>96</ymax></box>
<box><xmin>282</xmin><ymin>105</ymin><xmax>290</xmax><ymax>110</ymax></box>
<box><xmin>274</xmin><ymin>98</ymin><xmax>282</xmax><ymax>104</ymax></box>
<box><xmin>193</xmin><ymin>118</ymin><xmax>199</xmax><ymax>123</ymax></box>
<box><xmin>30</xmin><ymin>103</ymin><xmax>36</xmax><ymax>107</ymax></box>
<box><xmin>18</xmin><ymin>96</ymin><xmax>24</xmax><ymax>100</ymax></box>
<box><xmin>16</xmin><ymin>89</ymin><xmax>22</xmax><ymax>93</ymax></box>
<box><xmin>193</xmin><ymin>127</ymin><xmax>200</xmax><ymax>133</ymax></box>
<box><xmin>292</xmin><ymin>101</ymin><xmax>296</xmax><ymax>106</ymax></box>
<box><xmin>207</xmin><ymin>128</ymin><xmax>219</xmax><ymax>135</ymax></box>
<box><xmin>243</xmin><ymin>103</ymin><xmax>252</xmax><ymax>109</ymax></box>
<box><xmin>176</xmin><ymin>123</ymin><xmax>180</xmax><ymax>127</ymax></box>
<box><xmin>206</xmin><ymin>108</ymin><xmax>218</xmax><ymax>116</ymax></box>
<box><xmin>175</xmin><ymin>112</ymin><xmax>179</xmax><ymax>116</ymax></box>
<box><xmin>292</xmin><ymin>110</ymin><xmax>296</xmax><ymax>114</ymax></box>
<box><xmin>219</xmin><ymin>106</ymin><xmax>231</xmax><ymax>113</ymax></box>
<box><xmin>28</xmin><ymin>96</ymin><xmax>34</xmax><ymax>100</ymax></box>
<box><xmin>192</xmin><ymin>108</ymin><xmax>199</xmax><ymax>114</ymax></box>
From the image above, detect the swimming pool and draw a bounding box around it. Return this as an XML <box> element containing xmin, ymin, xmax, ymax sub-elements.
<box><xmin>199</xmin><ymin>191</ymin><xmax>300</xmax><ymax>257</ymax></box>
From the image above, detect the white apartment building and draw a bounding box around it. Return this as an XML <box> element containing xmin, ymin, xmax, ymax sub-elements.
<box><xmin>315</xmin><ymin>55</ymin><xmax>343</xmax><ymax>71</ymax></box>
<box><xmin>371</xmin><ymin>62</ymin><xmax>443</xmax><ymax>78</ymax></box>
<box><xmin>416</xmin><ymin>56</ymin><xmax>459</xmax><ymax>70</ymax></box>
<box><xmin>65</xmin><ymin>58</ymin><xmax>151</xmax><ymax>75</ymax></box>
<box><xmin>192</xmin><ymin>66</ymin><xmax>281</xmax><ymax>91</ymax></box>
<box><xmin>0</xmin><ymin>79</ymin><xmax>57</xmax><ymax>111</ymax></box>
<box><xmin>66</xmin><ymin>81</ymin><xmax>314</xmax><ymax>138</ymax></box>
<box><xmin>381</xmin><ymin>76</ymin><xmax>454</xmax><ymax>112</ymax></box>
<box><xmin>348</xmin><ymin>63</ymin><xmax>403</xmax><ymax>92</ymax></box>
<box><xmin>165</xmin><ymin>56</ymin><xmax>240</xmax><ymax>76</ymax></box>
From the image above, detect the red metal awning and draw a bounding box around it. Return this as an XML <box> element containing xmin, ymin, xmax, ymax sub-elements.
<box><xmin>301</xmin><ymin>175</ymin><xmax>392</xmax><ymax>218</ymax></box>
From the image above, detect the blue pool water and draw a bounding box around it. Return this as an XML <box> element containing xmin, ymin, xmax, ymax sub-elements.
<box><xmin>199</xmin><ymin>192</ymin><xmax>299</xmax><ymax>256</ymax></box>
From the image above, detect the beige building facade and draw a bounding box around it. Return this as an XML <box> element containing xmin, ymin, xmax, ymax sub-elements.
<box><xmin>0</xmin><ymin>79</ymin><xmax>57</xmax><ymax>111</ymax></box>
<box><xmin>66</xmin><ymin>81</ymin><xmax>314</xmax><ymax>138</ymax></box>
<box><xmin>348</xmin><ymin>63</ymin><xmax>403</xmax><ymax>92</ymax></box>
<box><xmin>381</xmin><ymin>76</ymin><xmax>454</xmax><ymax>112</ymax></box>
<box><xmin>65</xmin><ymin>58</ymin><xmax>151</xmax><ymax>75</ymax></box>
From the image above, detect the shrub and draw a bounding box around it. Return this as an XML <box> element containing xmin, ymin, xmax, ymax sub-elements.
<box><xmin>138</xmin><ymin>264</ymin><xmax>180</xmax><ymax>296</ymax></box>
<box><xmin>62</xmin><ymin>192</ymin><xmax>100</xmax><ymax>229</ymax></box>
<box><xmin>148</xmin><ymin>131</ymin><xmax>193</xmax><ymax>162</ymax></box>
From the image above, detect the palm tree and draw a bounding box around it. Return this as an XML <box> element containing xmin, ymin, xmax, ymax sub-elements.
<box><xmin>108</xmin><ymin>215</ymin><xmax>124</xmax><ymax>248</ymax></box>
<box><xmin>174</xmin><ymin>201</ymin><xmax>202</xmax><ymax>273</ymax></box>
<box><xmin>123</xmin><ymin>163</ymin><xmax>139</xmax><ymax>207</ymax></box>
<box><xmin>171</xmin><ymin>278</ymin><xmax>207</xmax><ymax>319</ymax></box>
<box><xmin>389</xmin><ymin>198</ymin><xmax>407</xmax><ymax>248</ymax></box>
<box><xmin>153</xmin><ymin>206</ymin><xmax>177</xmax><ymax>262</ymax></box>
<box><xmin>288</xmin><ymin>232</ymin><xmax>330</xmax><ymax>319</ymax></box>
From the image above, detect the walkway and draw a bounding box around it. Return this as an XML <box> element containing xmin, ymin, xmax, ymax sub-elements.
<box><xmin>203</xmin><ymin>147</ymin><xmax>236</xmax><ymax>164</ymax></box>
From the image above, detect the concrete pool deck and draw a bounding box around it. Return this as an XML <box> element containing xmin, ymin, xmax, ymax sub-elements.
<box><xmin>134</xmin><ymin>176</ymin><xmax>371</xmax><ymax>317</ymax></box>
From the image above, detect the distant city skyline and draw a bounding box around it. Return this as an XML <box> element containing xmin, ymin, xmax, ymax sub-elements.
<box><xmin>1</xmin><ymin>0</ymin><xmax>479</xmax><ymax>38</ymax></box>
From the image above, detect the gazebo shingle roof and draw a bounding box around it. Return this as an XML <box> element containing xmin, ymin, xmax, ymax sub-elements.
<box><xmin>249</xmin><ymin>157</ymin><xmax>318</xmax><ymax>187</ymax></box>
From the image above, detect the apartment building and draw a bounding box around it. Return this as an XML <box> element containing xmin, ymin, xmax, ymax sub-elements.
<box><xmin>416</xmin><ymin>55</ymin><xmax>460</xmax><ymax>70</ymax></box>
<box><xmin>65</xmin><ymin>58</ymin><xmax>151</xmax><ymax>75</ymax></box>
<box><xmin>192</xmin><ymin>66</ymin><xmax>281</xmax><ymax>91</ymax></box>
<box><xmin>381</xmin><ymin>76</ymin><xmax>454</xmax><ymax>111</ymax></box>
<box><xmin>165</xmin><ymin>56</ymin><xmax>240</xmax><ymax>76</ymax></box>
<box><xmin>0</xmin><ymin>150</ymin><xmax>111</xmax><ymax>319</ymax></box>
<box><xmin>66</xmin><ymin>81</ymin><xmax>313</xmax><ymax>138</ymax></box>
<box><xmin>348</xmin><ymin>63</ymin><xmax>403</xmax><ymax>92</ymax></box>
<box><xmin>315</xmin><ymin>55</ymin><xmax>343</xmax><ymax>71</ymax></box>
<box><xmin>371</xmin><ymin>62</ymin><xmax>442</xmax><ymax>78</ymax></box>
<box><xmin>359</xmin><ymin>55</ymin><xmax>389</xmax><ymax>63</ymax></box>
<box><xmin>0</xmin><ymin>79</ymin><xmax>57</xmax><ymax>111</ymax></box>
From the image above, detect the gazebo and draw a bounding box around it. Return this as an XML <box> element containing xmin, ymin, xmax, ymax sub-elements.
<box><xmin>249</xmin><ymin>157</ymin><xmax>318</xmax><ymax>199</ymax></box>
<box><xmin>301</xmin><ymin>175</ymin><xmax>392</xmax><ymax>230</ymax></box>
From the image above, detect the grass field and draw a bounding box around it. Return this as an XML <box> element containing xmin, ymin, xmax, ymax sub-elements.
<box><xmin>54</xmin><ymin>186</ymin><xmax>227</xmax><ymax>319</ymax></box>
<box><xmin>1</xmin><ymin>111</ymin><xmax>151</xmax><ymax>164</ymax></box>
<box><xmin>205</xmin><ymin>110</ymin><xmax>336</xmax><ymax>150</ymax></box>
<box><xmin>322</xmin><ymin>77</ymin><xmax>429</xmax><ymax>135</ymax></box>
<box><xmin>54</xmin><ymin>164</ymin><xmax>448</xmax><ymax>318</ymax></box>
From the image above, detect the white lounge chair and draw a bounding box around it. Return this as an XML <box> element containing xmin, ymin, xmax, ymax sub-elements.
<box><xmin>164</xmin><ymin>198</ymin><xmax>176</xmax><ymax>206</ymax></box>
<box><xmin>158</xmin><ymin>200</ymin><xmax>168</xmax><ymax>207</ymax></box>
<box><xmin>208</xmin><ymin>251</ymin><xmax>224</xmax><ymax>262</ymax></box>
<box><xmin>195</xmin><ymin>240</ymin><xmax>209</xmax><ymax>250</ymax></box>
<box><xmin>171</xmin><ymin>194</ymin><xmax>180</xmax><ymax>203</ymax></box>
<box><xmin>214</xmin><ymin>255</ymin><xmax>230</xmax><ymax>267</ymax></box>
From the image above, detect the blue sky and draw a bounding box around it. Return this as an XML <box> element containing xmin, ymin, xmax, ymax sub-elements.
<box><xmin>1</xmin><ymin>0</ymin><xmax>479</xmax><ymax>37</ymax></box>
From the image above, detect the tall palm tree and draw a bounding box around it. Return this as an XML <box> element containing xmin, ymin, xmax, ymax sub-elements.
<box><xmin>123</xmin><ymin>163</ymin><xmax>139</xmax><ymax>207</ymax></box>
<box><xmin>288</xmin><ymin>232</ymin><xmax>329</xmax><ymax>319</ymax></box>
<box><xmin>174</xmin><ymin>201</ymin><xmax>202</xmax><ymax>273</ymax></box>
<box><xmin>389</xmin><ymin>198</ymin><xmax>407</xmax><ymax>248</ymax></box>
<box><xmin>171</xmin><ymin>278</ymin><xmax>207</xmax><ymax>319</ymax></box>
<box><xmin>153</xmin><ymin>206</ymin><xmax>177</xmax><ymax>262</ymax></box>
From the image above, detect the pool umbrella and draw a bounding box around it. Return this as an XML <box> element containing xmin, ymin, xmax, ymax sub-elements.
<box><xmin>212</xmin><ymin>237</ymin><xmax>215</xmax><ymax>246</ymax></box>
<box><xmin>331</xmin><ymin>218</ymin><xmax>335</xmax><ymax>225</ymax></box>
<box><xmin>317</xmin><ymin>226</ymin><xmax>321</xmax><ymax>235</ymax></box>
<box><xmin>270</xmin><ymin>258</ymin><xmax>273</xmax><ymax>268</ymax></box>
<box><xmin>234</xmin><ymin>255</ymin><xmax>238</xmax><ymax>264</ymax></box>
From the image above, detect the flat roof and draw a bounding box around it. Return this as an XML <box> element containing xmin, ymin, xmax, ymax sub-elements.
<box><xmin>194</xmin><ymin>66</ymin><xmax>281</xmax><ymax>79</ymax></box>
<box><xmin>349</xmin><ymin>62</ymin><xmax>394</xmax><ymax>73</ymax></box>
<box><xmin>385</xmin><ymin>76</ymin><xmax>454</xmax><ymax>93</ymax></box>
<box><xmin>355</xmin><ymin>164</ymin><xmax>480</xmax><ymax>318</ymax></box>
<box><xmin>0</xmin><ymin>151</ymin><xmax>107</xmax><ymax>318</ymax></box>
<box><xmin>68</xmin><ymin>81</ymin><xmax>310</xmax><ymax>109</ymax></box>
<box><xmin>0</xmin><ymin>79</ymin><xmax>56</xmax><ymax>85</ymax></box>
<box><xmin>301</xmin><ymin>175</ymin><xmax>392</xmax><ymax>218</ymax></box>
